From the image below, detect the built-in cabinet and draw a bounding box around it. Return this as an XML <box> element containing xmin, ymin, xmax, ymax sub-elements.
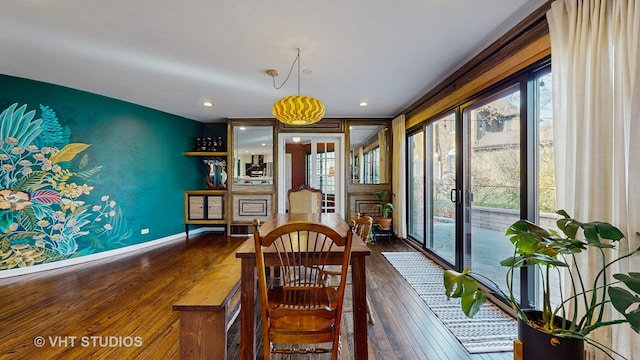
<box><xmin>183</xmin><ymin>125</ymin><xmax>230</xmax><ymax>234</ymax></box>
<box><xmin>184</xmin><ymin>190</ymin><xmax>226</xmax><ymax>223</ymax></box>
<box><xmin>183</xmin><ymin>119</ymin><xmax>393</xmax><ymax>236</ymax></box>
<box><xmin>183</xmin><ymin>121</ymin><xmax>277</xmax><ymax>236</ymax></box>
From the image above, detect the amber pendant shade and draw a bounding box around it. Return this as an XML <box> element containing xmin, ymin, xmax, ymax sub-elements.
<box><xmin>272</xmin><ymin>95</ymin><xmax>325</xmax><ymax>126</ymax></box>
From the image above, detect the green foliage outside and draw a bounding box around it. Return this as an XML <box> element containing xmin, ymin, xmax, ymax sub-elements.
<box><xmin>467</xmin><ymin>145</ymin><xmax>556</xmax><ymax>212</ymax></box>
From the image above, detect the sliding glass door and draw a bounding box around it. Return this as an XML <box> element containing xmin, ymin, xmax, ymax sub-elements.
<box><xmin>463</xmin><ymin>85</ymin><xmax>522</xmax><ymax>298</ymax></box>
<box><xmin>407</xmin><ymin>62</ymin><xmax>553</xmax><ymax>306</ymax></box>
<box><xmin>426</xmin><ymin>114</ymin><xmax>457</xmax><ymax>264</ymax></box>
<box><xmin>408</xmin><ymin>113</ymin><xmax>458</xmax><ymax>266</ymax></box>
<box><xmin>534</xmin><ymin>69</ymin><xmax>559</xmax><ymax>309</ymax></box>
<box><xmin>408</xmin><ymin>131</ymin><xmax>425</xmax><ymax>244</ymax></box>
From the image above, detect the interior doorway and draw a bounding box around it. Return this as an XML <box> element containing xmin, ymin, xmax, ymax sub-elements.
<box><xmin>278</xmin><ymin>133</ymin><xmax>345</xmax><ymax>216</ymax></box>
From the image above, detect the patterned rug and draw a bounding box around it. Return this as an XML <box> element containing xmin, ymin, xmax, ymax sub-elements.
<box><xmin>382</xmin><ymin>252</ymin><xmax>517</xmax><ymax>354</ymax></box>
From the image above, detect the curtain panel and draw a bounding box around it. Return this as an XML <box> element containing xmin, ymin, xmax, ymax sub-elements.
<box><xmin>548</xmin><ymin>0</ymin><xmax>640</xmax><ymax>358</ymax></box>
<box><xmin>392</xmin><ymin>115</ymin><xmax>407</xmax><ymax>239</ymax></box>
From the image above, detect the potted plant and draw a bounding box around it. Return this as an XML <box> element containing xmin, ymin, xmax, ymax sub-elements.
<box><xmin>372</xmin><ymin>189</ymin><xmax>394</xmax><ymax>230</ymax></box>
<box><xmin>443</xmin><ymin>210</ymin><xmax>640</xmax><ymax>360</ymax></box>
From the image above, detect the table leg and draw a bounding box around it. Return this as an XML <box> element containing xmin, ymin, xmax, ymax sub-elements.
<box><xmin>240</xmin><ymin>258</ymin><xmax>256</xmax><ymax>360</ymax></box>
<box><xmin>351</xmin><ymin>255</ymin><xmax>368</xmax><ymax>360</ymax></box>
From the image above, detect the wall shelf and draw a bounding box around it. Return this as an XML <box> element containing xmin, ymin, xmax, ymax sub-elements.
<box><xmin>184</xmin><ymin>151</ymin><xmax>227</xmax><ymax>157</ymax></box>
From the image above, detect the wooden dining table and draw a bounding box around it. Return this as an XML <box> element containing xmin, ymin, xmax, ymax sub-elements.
<box><xmin>235</xmin><ymin>212</ymin><xmax>371</xmax><ymax>360</ymax></box>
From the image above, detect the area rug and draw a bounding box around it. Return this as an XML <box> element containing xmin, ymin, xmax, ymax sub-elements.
<box><xmin>382</xmin><ymin>252</ymin><xmax>517</xmax><ymax>354</ymax></box>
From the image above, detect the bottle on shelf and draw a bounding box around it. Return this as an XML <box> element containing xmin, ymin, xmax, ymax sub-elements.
<box><xmin>217</xmin><ymin>137</ymin><xmax>224</xmax><ymax>152</ymax></box>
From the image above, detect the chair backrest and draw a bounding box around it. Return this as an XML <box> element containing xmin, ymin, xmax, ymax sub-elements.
<box><xmin>254</xmin><ymin>221</ymin><xmax>353</xmax><ymax>359</ymax></box>
<box><xmin>350</xmin><ymin>215</ymin><xmax>373</xmax><ymax>243</ymax></box>
<box><xmin>288</xmin><ymin>185</ymin><xmax>322</xmax><ymax>214</ymax></box>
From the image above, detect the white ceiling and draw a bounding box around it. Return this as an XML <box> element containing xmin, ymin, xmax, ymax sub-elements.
<box><xmin>1</xmin><ymin>0</ymin><xmax>547</xmax><ymax>123</ymax></box>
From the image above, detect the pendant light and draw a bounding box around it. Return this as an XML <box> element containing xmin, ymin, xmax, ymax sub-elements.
<box><xmin>268</xmin><ymin>49</ymin><xmax>325</xmax><ymax>126</ymax></box>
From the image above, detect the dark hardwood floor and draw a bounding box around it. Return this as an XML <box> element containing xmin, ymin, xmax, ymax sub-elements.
<box><xmin>0</xmin><ymin>233</ymin><xmax>513</xmax><ymax>360</ymax></box>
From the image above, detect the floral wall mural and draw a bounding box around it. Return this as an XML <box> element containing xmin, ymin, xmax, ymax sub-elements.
<box><xmin>0</xmin><ymin>74</ymin><xmax>205</xmax><ymax>274</ymax></box>
<box><xmin>0</xmin><ymin>103</ymin><xmax>131</xmax><ymax>269</ymax></box>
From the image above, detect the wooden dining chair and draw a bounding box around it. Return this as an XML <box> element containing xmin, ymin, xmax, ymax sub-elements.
<box><xmin>288</xmin><ymin>184</ymin><xmax>322</xmax><ymax>213</ymax></box>
<box><xmin>351</xmin><ymin>213</ymin><xmax>374</xmax><ymax>244</ymax></box>
<box><xmin>322</xmin><ymin>214</ymin><xmax>376</xmax><ymax>324</ymax></box>
<box><xmin>254</xmin><ymin>221</ymin><xmax>353</xmax><ymax>360</ymax></box>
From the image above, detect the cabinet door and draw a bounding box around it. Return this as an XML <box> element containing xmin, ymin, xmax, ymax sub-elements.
<box><xmin>206</xmin><ymin>195</ymin><xmax>224</xmax><ymax>220</ymax></box>
<box><xmin>188</xmin><ymin>195</ymin><xmax>205</xmax><ymax>220</ymax></box>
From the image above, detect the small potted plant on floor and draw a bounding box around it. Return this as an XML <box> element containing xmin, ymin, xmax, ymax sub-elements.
<box><xmin>372</xmin><ymin>189</ymin><xmax>394</xmax><ymax>230</ymax></box>
<box><xmin>443</xmin><ymin>210</ymin><xmax>640</xmax><ymax>360</ymax></box>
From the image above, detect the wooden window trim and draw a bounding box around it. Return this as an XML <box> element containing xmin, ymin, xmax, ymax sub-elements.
<box><xmin>404</xmin><ymin>1</ymin><xmax>552</xmax><ymax>129</ymax></box>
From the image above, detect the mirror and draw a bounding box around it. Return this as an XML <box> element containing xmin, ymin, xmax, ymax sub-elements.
<box><xmin>349</xmin><ymin>124</ymin><xmax>390</xmax><ymax>184</ymax></box>
<box><xmin>233</xmin><ymin>125</ymin><xmax>274</xmax><ymax>185</ymax></box>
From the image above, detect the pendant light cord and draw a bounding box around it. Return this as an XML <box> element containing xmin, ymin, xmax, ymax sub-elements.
<box><xmin>271</xmin><ymin>48</ymin><xmax>301</xmax><ymax>95</ymax></box>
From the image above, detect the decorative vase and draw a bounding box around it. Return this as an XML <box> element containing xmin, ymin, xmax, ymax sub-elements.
<box><xmin>518</xmin><ymin>310</ymin><xmax>584</xmax><ymax>360</ymax></box>
<box><xmin>204</xmin><ymin>160</ymin><xmax>227</xmax><ymax>189</ymax></box>
<box><xmin>219</xmin><ymin>168</ymin><xmax>227</xmax><ymax>188</ymax></box>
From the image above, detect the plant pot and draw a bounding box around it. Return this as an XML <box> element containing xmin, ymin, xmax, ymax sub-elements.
<box><xmin>518</xmin><ymin>310</ymin><xmax>584</xmax><ymax>360</ymax></box>
<box><xmin>376</xmin><ymin>217</ymin><xmax>392</xmax><ymax>230</ymax></box>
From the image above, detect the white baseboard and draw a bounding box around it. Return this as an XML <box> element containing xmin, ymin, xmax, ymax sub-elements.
<box><xmin>0</xmin><ymin>227</ymin><xmax>216</xmax><ymax>279</ymax></box>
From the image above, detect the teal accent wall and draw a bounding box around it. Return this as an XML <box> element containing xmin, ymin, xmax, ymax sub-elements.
<box><xmin>0</xmin><ymin>74</ymin><xmax>205</xmax><ymax>270</ymax></box>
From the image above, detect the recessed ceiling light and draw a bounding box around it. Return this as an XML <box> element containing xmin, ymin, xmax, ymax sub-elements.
<box><xmin>292</xmin><ymin>137</ymin><xmax>301</xmax><ymax>143</ymax></box>
<box><xmin>203</xmin><ymin>101</ymin><xmax>213</xmax><ymax>107</ymax></box>
<box><xmin>261</xmin><ymin>143</ymin><xmax>266</xmax><ymax>146</ymax></box>
<box><xmin>359</xmin><ymin>102</ymin><xmax>368</xmax><ymax>107</ymax></box>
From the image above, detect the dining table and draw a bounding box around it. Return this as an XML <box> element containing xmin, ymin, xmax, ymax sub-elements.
<box><xmin>235</xmin><ymin>212</ymin><xmax>371</xmax><ymax>360</ymax></box>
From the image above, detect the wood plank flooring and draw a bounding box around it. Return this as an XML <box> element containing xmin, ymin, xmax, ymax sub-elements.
<box><xmin>0</xmin><ymin>233</ymin><xmax>513</xmax><ymax>360</ymax></box>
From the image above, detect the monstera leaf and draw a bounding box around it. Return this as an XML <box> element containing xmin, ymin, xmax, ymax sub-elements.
<box><xmin>0</xmin><ymin>103</ymin><xmax>43</xmax><ymax>148</ymax></box>
<box><xmin>443</xmin><ymin>268</ymin><xmax>487</xmax><ymax>317</ymax></box>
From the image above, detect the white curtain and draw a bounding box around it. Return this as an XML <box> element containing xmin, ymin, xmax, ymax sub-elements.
<box><xmin>358</xmin><ymin>146</ymin><xmax>364</xmax><ymax>184</ymax></box>
<box><xmin>392</xmin><ymin>114</ymin><xmax>407</xmax><ymax>239</ymax></box>
<box><xmin>548</xmin><ymin>1</ymin><xmax>640</xmax><ymax>358</ymax></box>
<box><xmin>378</xmin><ymin>130</ymin><xmax>388</xmax><ymax>184</ymax></box>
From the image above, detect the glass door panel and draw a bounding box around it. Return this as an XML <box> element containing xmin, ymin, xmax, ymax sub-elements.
<box><xmin>425</xmin><ymin>114</ymin><xmax>456</xmax><ymax>264</ymax></box>
<box><xmin>407</xmin><ymin>131</ymin><xmax>425</xmax><ymax>244</ymax></box>
<box><xmin>464</xmin><ymin>85</ymin><xmax>521</xmax><ymax>299</ymax></box>
<box><xmin>535</xmin><ymin>70</ymin><xmax>561</xmax><ymax>308</ymax></box>
<box><xmin>311</xmin><ymin>140</ymin><xmax>337</xmax><ymax>213</ymax></box>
